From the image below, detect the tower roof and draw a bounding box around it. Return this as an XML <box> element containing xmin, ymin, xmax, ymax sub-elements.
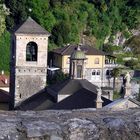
<box><xmin>70</xmin><ymin>45</ymin><xmax>86</xmax><ymax>60</ymax></box>
<box><xmin>15</xmin><ymin>17</ymin><xmax>50</xmax><ymax>35</ymax></box>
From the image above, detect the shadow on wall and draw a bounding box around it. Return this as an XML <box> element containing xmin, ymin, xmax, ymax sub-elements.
<box><xmin>15</xmin><ymin>87</ymin><xmax>56</xmax><ymax>111</ymax></box>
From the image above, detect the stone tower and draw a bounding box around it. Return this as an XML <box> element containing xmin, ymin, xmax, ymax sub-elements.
<box><xmin>10</xmin><ymin>17</ymin><xmax>50</xmax><ymax>108</ymax></box>
<box><xmin>69</xmin><ymin>45</ymin><xmax>87</xmax><ymax>79</ymax></box>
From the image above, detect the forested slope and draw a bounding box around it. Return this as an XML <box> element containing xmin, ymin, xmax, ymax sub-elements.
<box><xmin>0</xmin><ymin>0</ymin><xmax>140</xmax><ymax>72</ymax></box>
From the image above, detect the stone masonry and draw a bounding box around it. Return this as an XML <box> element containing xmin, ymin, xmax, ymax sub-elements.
<box><xmin>0</xmin><ymin>108</ymin><xmax>139</xmax><ymax>140</ymax></box>
<box><xmin>11</xmin><ymin>34</ymin><xmax>49</xmax><ymax>107</ymax></box>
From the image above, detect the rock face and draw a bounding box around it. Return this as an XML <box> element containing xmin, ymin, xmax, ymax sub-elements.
<box><xmin>0</xmin><ymin>108</ymin><xmax>140</xmax><ymax>140</ymax></box>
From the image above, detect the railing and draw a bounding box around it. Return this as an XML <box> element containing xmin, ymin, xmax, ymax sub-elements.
<box><xmin>105</xmin><ymin>63</ymin><xmax>118</xmax><ymax>68</ymax></box>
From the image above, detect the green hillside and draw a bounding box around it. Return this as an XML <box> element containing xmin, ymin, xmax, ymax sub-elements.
<box><xmin>0</xmin><ymin>0</ymin><xmax>140</xmax><ymax>72</ymax></box>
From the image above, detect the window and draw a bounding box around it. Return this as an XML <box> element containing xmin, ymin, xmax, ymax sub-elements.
<box><xmin>66</xmin><ymin>58</ymin><xmax>70</xmax><ymax>64</ymax></box>
<box><xmin>92</xmin><ymin>70</ymin><xmax>96</xmax><ymax>75</ymax></box>
<box><xmin>106</xmin><ymin>70</ymin><xmax>109</xmax><ymax>75</ymax></box>
<box><xmin>26</xmin><ymin>42</ymin><xmax>38</xmax><ymax>61</ymax></box>
<box><xmin>106</xmin><ymin>70</ymin><xmax>112</xmax><ymax>76</ymax></box>
<box><xmin>77</xmin><ymin>65</ymin><xmax>82</xmax><ymax>78</ymax></box>
<box><xmin>97</xmin><ymin>70</ymin><xmax>100</xmax><ymax>75</ymax></box>
<box><xmin>95</xmin><ymin>58</ymin><xmax>99</xmax><ymax>64</ymax></box>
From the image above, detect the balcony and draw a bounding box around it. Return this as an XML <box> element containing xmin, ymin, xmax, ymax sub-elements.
<box><xmin>105</xmin><ymin>58</ymin><xmax>118</xmax><ymax>68</ymax></box>
<box><xmin>105</xmin><ymin>63</ymin><xmax>118</xmax><ymax>68</ymax></box>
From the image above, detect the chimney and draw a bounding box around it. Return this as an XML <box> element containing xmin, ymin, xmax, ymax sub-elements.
<box><xmin>96</xmin><ymin>88</ymin><xmax>104</xmax><ymax>109</ymax></box>
<box><xmin>1</xmin><ymin>70</ymin><xmax>4</xmax><ymax>75</ymax></box>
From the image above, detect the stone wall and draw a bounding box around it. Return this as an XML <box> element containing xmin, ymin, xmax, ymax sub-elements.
<box><xmin>0</xmin><ymin>108</ymin><xmax>140</xmax><ymax>140</ymax></box>
<box><xmin>12</xmin><ymin>33</ymin><xmax>49</xmax><ymax>107</ymax></box>
<box><xmin>15</xmin><ymin>75</ymin><xmax>46</xmax><ymax>105</ymax></box>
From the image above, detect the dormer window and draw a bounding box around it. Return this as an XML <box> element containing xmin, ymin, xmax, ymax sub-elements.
<box><xmin>26</xmin><ymin>42</ymin><xmax>38</xmax><ymax>61</ymax></box>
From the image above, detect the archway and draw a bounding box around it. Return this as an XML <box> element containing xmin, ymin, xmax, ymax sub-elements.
<box><xmin>26</xmin><ymin>42</ymin><xmax>38</xmax><ymax>61</ymax></box>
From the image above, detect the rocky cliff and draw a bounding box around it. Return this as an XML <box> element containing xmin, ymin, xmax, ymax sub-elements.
<box><xmin>0</xmin><ymin>108</ymin><xmax>140</xmax><ymax>140</ymax></box>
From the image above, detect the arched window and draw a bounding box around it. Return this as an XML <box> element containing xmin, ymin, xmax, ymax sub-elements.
<box><xmin>106</xmin><ymin>70</ymin><xmax>112</xmax><ymax>76</ymax></box>
<box><xmin>92</xmin><ymin>70</ymin><xmax>96</xmax><ymax>75</ymax></box>
<box><xmin>26</xmin><ymin>42</ymin><xmax>38</xmax><ymax>61</ymax></box>
<box><xmin>106</xmin><ymin>70</ymin><xmax>110</xmax><ymax>75</ymax></box>
<box><xmin>97</xmin><ymin>70</ymin><xmax>100</xmax><ymax>75</ymax></box>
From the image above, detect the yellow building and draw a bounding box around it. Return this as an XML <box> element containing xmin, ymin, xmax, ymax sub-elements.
<box><xmin>49</xmin><ymin>44</ymin><xmax>117</xmax><ymax>88</ymax></box>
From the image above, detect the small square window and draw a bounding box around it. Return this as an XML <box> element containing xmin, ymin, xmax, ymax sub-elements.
<box><xmin>95</xmin><ymin>58</ymin><xmax>99</xmax><ymax>64</ymax></box>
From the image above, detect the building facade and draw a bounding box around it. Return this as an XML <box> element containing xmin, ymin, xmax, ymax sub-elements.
<box><xmin>49</xmin><ymin>44</ymin><xmax>117</xmax><ymax>87</ymax></box>
<box><xmin>10</xmin><ymin>17</ymin><xmax>50</xmax><ymax>107</ymax></box>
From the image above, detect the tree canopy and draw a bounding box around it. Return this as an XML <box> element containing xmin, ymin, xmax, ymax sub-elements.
<box><xmin>0</xmin><ymin>0</ymin><xmax>139</xmax><ymax>72</ymax></box>
<box><xmin>0</xmin><ymin>1</ymin><xmax>9</xmax><ymax>36</ymax></box>
<box><xmin>4</xmin><ymin>0</ymin><xmax>140</xmax><ymax>49</ymax></box>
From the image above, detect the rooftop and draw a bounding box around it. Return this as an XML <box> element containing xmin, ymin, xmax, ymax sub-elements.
<box><xmin>15</xmin><ymin>17</ymin><xmax>50</xmax><ymax>35</ymax></box>
<box><xmin>50</xmin><ymin>88</ymin><xmax>112</xmax><ymax>110</ymax></box>
<box><xmin>47</xmin><ymin>79</ymin><xmax>98</xmax><ymax>96</ymax></box>
<box><xmin>0</xmin><ymin>74</ymin><xmax>9</xmax><ymax>87</ymax></box>
<box><xmin>51</xmin><ymin>44</ymin><xmax>105</xmax><ymax>55</ymax></box>
<box><xmin>15</xmin><ymin>89</ymin><xmax>55</xmax><ymax>111</ymax></box>
<box><xmin>0</xmin><ymin>89</ymin><xmax>10</xmax><ymax>103</ymax></box>
<box><xmin>47</xmin><ymin>79</ymin><xmax>112</xmax><ymax>110</ymax></box>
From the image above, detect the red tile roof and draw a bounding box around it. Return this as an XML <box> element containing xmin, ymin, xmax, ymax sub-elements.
<box><xmin>0</xmin><ymin>75</ymin><xmax>9</xmax><ymax>87</ymax></box>
<box><xmin>0</xmin><ymin>89</ymin><xmax>10</xmax><ymax>103</ymax></box>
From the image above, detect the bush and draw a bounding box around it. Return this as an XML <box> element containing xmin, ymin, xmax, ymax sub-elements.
<box><xmin>113</xmin><ymin>91</ymin><xmax>121</xmax><ymax>100</ymax></box>
<box><xmin>47</xmin><ymin>71</ymin><xmax>69</xmax><ymax>85</ymax></box>
<box><xmin>124</xmin><ymin>59</ymin><xmax>138</xmax><ymax>69</ymax></box>
<box><xmin>123</xmin><ymin>30</ymin><xmax>132</xmax><ymax>39</ymax></box>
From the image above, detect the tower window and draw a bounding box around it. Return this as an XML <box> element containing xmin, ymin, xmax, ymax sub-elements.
<box><xmin>26</xmin><ymin>42</ymin><xmax>38</xmax><ymax>61</ymax></box>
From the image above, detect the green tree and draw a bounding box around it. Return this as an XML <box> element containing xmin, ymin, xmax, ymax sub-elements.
<box><xmin>5</xmin><ymin>0</ymin><xmax>28</xmax><ymax>31</ymax></box>
<box><xmin>3</xmin><ymin>0</ymin><xmax>140</xmax><ymax>51</ymax></box>
<box><xmin>0</xmin><ymin>1</ymin><xmax>9</xmax><ymax>36</ymax></box>
<box><xmin>52</xmin><ymin>21</ymin><xmax>71</xmax><ymax>46</ymax></box>
<box><xmin>111</xmin><ymin>68</ymin><xmax>120</xmax><ymax>91</ymax></box>
<box><xmin>48</xmin><ymin>71</ymin><xmax>69</xmax><ymax>85</ymax></box>
<box><xmin>125</xmin><ymin>59</ymin><xmax>138</xmax><ymax>69</ymax></box>
<box><xmin>125</xmin><ymin>35</ymin><xmax>140</xmax><ymax>56</ymax></box>
<box><xmin>0</xmin><ymin>31</ymin><xmax>10</xmax><ymax>71</ymax></box>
